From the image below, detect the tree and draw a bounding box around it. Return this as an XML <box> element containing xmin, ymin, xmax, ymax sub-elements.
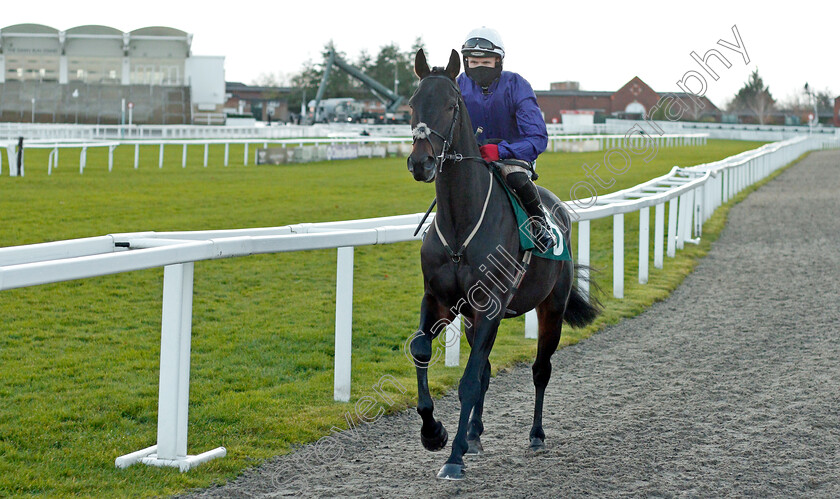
<box><xmin>284</xmin><ymin>37</ymin><xmax>427</xmax><ymax>119</ymax></box>
<box><xmin>366</xmin><ymin>42</ymin><xmax>409</xmax><ymax>97</ymax></box>
<box><xmin>730</xmin><ymin>68</ymin><xmax>775</xmax><ymax>124</ymax></box>
<box><xmin>251</xmin><ymin>72</ymin><xmax>290</xmax><ymax>87</ymax></box>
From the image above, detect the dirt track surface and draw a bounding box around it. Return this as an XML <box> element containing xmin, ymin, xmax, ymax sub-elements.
<box><xmin>183</xmin><ymin>151</ymin><xmax>840</xmax><ymax>498</ymax></box>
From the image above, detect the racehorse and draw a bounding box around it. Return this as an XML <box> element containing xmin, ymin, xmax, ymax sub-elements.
<box><xmin>405</xmin><ymin>49</ymin><xmax>601</xmax><ymax>480</ymax></box>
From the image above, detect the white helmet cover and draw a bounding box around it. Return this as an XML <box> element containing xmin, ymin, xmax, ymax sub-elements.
<box><xmin>461</xmin><ymin>26</ymin><xmax>505</xmax><ymax>59</ymax></box>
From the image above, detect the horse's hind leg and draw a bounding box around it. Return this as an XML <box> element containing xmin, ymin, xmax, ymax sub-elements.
<box><xmin>410</xmin><ymin>293</ymin><xmax>452</xmax><ymax>452</ymax></box>
<box><xmin>530</xmin><ymin>278</ymin><xmax>569</xmax><ymax>451</ymax></box>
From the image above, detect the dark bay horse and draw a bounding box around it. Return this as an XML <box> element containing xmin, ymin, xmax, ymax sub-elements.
<box><xmin>405</xmin><ymin>49</ymin><xmax>600</xmax><ymax>480</ymax></box>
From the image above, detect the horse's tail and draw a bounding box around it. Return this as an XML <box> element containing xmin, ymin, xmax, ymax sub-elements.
<box><xmin>563</xmin><ymin>264</ymin><xmax>602</xmax><ymax>328</ymax></box>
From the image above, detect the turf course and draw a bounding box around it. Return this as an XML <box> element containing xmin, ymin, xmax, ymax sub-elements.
<box><xmin>0</xmin><ymin>139</ymin><xmax>767</xmax><ymax>496</ymax></box>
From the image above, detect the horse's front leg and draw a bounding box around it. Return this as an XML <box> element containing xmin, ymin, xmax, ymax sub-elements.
<box><xmin>466</xmin><ymin>359</ymin><xmax>490</xmax><ymax>455</ymax></box>
<box><xmin>409</xmin><ymin>293</ymin><xmax>452</xmax><ymax>452</ymax></box>
<box><xmin>438</xmin><ymin>313</ymin><xmax>502</xmax><ymax>480</ymax></box>
<box><xmin>463</xmin><ymin>322</ymin><xmax>488</xmax><ymax>455</ymax></box>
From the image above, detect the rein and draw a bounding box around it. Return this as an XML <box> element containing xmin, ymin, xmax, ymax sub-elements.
<box><xmin>410</xmin><ymin>75</ymin><xmax>490</xmax><ymax>262</ymax></box>
<box><xmin>432</xmin><ymin>169</ymin><xmax>494</xmax><ymax>263</ymax></box>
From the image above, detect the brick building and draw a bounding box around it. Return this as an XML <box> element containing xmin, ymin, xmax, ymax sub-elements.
<box><xmin>835</xmin><ymin>96</ymin><xmax>840</xmax><ymax>127</ymax></box>
<box><xmin>536</xmin><ymin>76</ymin><xmax>720</xmax><ymax>123</ymax></box>
<box><xmin>224</xmin><ymin>82</ymin><xmax>291</xmax><ymax>122</ymax></box>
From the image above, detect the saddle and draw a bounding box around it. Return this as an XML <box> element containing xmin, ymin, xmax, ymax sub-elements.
<box><xmin>487</xmin><ymin>162</ymin><xmax>571</xmax><ymax>261</ymax></box>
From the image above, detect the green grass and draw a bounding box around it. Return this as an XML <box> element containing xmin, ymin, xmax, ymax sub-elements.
<box><xmin>0</xmin><ymin>139</ymin><xmax>778</xmax><ymax>497</ymax></box>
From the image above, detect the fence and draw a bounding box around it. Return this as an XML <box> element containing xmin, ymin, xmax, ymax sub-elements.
<box><xmin>0</xmin><ymin>134</ymin><xmax>837</xmax><ymax>472</ymax></box>
<box><xmin>604</xmin><ymin>118</ymin><xmax>840</xmax><ymax>141</ymax></box>
<box><xmin>3</xmin><ymin>120</ymin><xmax>837</xmax><ymax>143</ymax></box>
<box><xmin>2</xmin><ymin>133</ymin><xmax>708</xmax><ymax>176</ymax></box>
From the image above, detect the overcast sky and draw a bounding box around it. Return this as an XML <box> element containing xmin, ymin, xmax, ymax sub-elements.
<box><xmin>6</xmin><ymin>0</ymin><xmax>837</xmax><ymax>108</ymax></box>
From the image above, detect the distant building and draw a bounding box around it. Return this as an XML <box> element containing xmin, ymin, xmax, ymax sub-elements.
<box><xmin>835</xmin><ymin>96</ymin><xmax>840</xmax><ymax>127</ymax></box>
<box><xmin>536</xmin><ymin>76</ymin><xmax>720</xmax><ymax>124</ymax></box>
<box><xmin>224</xmin><ymin>82</ymin><xmax>292</xmax><ymax>123</ymax></box>
<box><xmin>0</xmin><ymin>23</ymin><xmax>224</xmax><ymax>124</ymax></box>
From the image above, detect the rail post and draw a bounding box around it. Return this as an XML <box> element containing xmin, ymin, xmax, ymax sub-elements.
<box><xmin>334</xmin><ymin>247</ymin><xmax>354</xmax><ymax>402</ymax></box>
<box><xmin>638</xmin><ymin>207</ymin><xmax>649</xmax><ymax>284</ymax></box>
<box><xmin>115</xmin><ymin>262</ymin><xmax>226</xmax><ymax>471</ymax></box>
<box><xmin>445</xmin><ymin>315</ymin><xmax>462</xmax><ymax>366</ymax></box>
<box><xmin>613</xmin><ymin>213</ymin><xmax>624</xmax><ymax>298</ymax></box>
<box><xmin>577</xmin><ymin>220</ymin><xmax>591</xmax><ymax>301</ymax></box>
<box><xmin>654</xmin><ymin>203</ymin><xmax>665</xmax><ymax>268</ymax></box>
<box><xmin>525</xmin><ymin>309</ymin><xmax>538</xmax><ymax>339</ymax></box>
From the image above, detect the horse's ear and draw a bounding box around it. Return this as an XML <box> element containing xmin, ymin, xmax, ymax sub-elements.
<box><xmin>414</xmin><ymin>49</ymin><xmax>431</xmax><ymax>79</ymax></box>
<box><xmin>445</xmin><ymin>49</ymin><xmax>460</xmax><ymax>80</ymax></box>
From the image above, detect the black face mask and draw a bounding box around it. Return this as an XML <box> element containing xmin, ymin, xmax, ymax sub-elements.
<box><xmin>465</xmin><ymin>64</ymin><xmax>502</xmax><ymax>89</ymax></box>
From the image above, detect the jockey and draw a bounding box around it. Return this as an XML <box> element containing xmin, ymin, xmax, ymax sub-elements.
<box><xmin>456</xmin><ymin>26</ymin><xmax>556</xmax><ymax>251</ymax></box>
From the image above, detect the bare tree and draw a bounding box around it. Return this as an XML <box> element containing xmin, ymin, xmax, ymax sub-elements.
<box><xmin>252</xmin><ymin>72</ymin><xmax>291</xmax><ymax>87</ymax></box>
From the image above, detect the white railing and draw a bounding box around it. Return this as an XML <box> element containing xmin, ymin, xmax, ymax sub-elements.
<box><xmin>3</xmin><ymin>133</ymin><xmax>708</xmax><ymax>176</ymax></box>
<box><xmin>2</xmin><ymin>120</ymin><xmax>836</xmax><ymax>143</ymax></box>
<box><xmin>0</xmin><ymin>134</ymin><xmax>836</xmax><ymax>472</ymax></box>
<box><xmin>604</xmin><ymin>118</ymin><xmax>840</xmax><ymax>141</ymax></box>
<box><xmin>0</xmin><ymin>122</ymin><xmax>411</xmax><ymax>141</ymax></box>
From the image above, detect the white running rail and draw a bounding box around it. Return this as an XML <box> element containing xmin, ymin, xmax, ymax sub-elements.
<box><xmin>0</xmin><ymin>134</ymin><xmax>837</xmax><ymax>471</ymax></box>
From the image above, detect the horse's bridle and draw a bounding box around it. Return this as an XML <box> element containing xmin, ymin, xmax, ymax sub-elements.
<box><xmin>410</xmin><ymin>76</ymin><xmax>469</xmax><ymax>172</ymax></box>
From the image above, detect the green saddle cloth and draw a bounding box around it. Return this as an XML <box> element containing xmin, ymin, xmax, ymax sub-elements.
<box><xmin>490</xmin><ymin>166</ymin><xmax>571</xmax><ymax>261</ymax></box>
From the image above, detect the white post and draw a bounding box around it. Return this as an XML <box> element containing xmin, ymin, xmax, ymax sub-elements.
<box><xmin>654</xmin><ymin>203</ymin><xmax>665</xmax><ymax>269</ymax></box>
<box><xmin>676</xmin><ymin>193</ymin><xmax>687</xmax><ymax>249</ymax></box>
<box><xmin>47</xmin><ymin>148</ymin><xmax>55</xmax><ymax>175</ymax></box>
<box><xmin>444</xmin><ymin>315</ymin><xmax>461</xmax><ymax>367</ymax></box>
<box><xmin>159</xmin><ymin>143</ymin><xmax>164</xmax><ymax>168</ymax></box>
<box><xmin>695</xmin><ymin>186</ymin><xmax>703</xmax><ymax>237</ymax></box>
<box><xmin>577</xmin><ymin>220</ymin><xmax>590</xmax><ymax>301</ymax></box>
<box><xmin>613</xmin><ymin>213</ymin><xmax>624</xmax><ymax>299</ymax></box>
<box><xmin>134</xmin><ymin>144</ymin><xmax>140</xmax><ymax>169</ymax></box>
<box><xmin>667</xmin><ymin>198</ymin><xmax>677</xmax><ymax>257</ymax></box>
<box><xmin>638</xmin><ymin>207</ymin><xmax>649</xmax><ymax>284</ymax></box>
<box><xmin>525</xmin><ymin>309</ymin><xmax>538</xmax><ymax>339</ymax></box>
<box><xmin>334</xmin><ymin>246</ymin><xmax>353</xmax><ymax>402</ymax></box>
<box><xmin>182</xmin><ymin>144</ymin><xmax>187</xmax><ymax>168</ymax></box>
<box><xmin>79</xmin><ymin>147</ymin><xmax>87</xmax><ymax>174</ymax></box>
<box><xmin>108</xmin><ymin>145</ymin><xmax>116</xmax><ymax>172</ymax></box>
<box><xmin>243</xmin><ymin>143</ymin><xmax>249</xmax><ymax>166</ymax></box>
<box><xmin>115</xmin><ymin>263</ymin><xmax>226</xmax><ymax>471</ymax></box>
<box><xmin>224</xmin><ymin>143</ymin><xmax>229</xmax><ymax>166</ymax></box>
<box><xmin>157</xmin><ymin>263</ymin><xmax>194</xmax><ymax>461</ymax></box>
<box><xmin>203</xmin><ymin>143</ymin><xmax>209</xmax><ymax>167</ymax></box>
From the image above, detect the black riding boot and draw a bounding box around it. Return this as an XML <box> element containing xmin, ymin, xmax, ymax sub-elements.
<box><xmin>505</xmin><ymin>171</ymin><xmax>557</xmax><ymax>252</ymax></box>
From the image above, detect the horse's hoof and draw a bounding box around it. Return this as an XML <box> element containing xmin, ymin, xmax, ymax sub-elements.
<box><xmin>529</xmin><ymin>437</ymin><xmax>546</xmax><ymax>452</ymax></box>
<box><xmin>436</xmin><ymin>463</ymin><xmax>465</xmax><ymax>480</ymax></box>
<box><xmin>420</xmin><ymin>422</ymin><xmax>448</xmax><ymax>452</ymax></box>
<box><xmin>466</xmin><ymin>438</ymin><xmax>484</xmax><ymax>455</ymax></box>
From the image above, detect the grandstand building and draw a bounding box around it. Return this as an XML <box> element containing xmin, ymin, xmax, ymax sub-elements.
<box><xmin>0</xmin><ymin>24</ymin><xmax>225</xmax><ymax>124</ymax></box>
